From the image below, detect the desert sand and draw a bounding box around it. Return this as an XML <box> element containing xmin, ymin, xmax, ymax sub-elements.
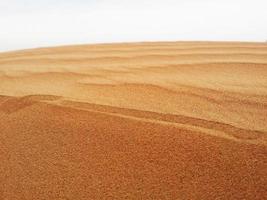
<box><xmin>0</xmin><ymin>41</ymin><xmax>266</xmax><ymax>199</ymax></box>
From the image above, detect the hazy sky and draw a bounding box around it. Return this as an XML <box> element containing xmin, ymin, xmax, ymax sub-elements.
<box><xmin>0</xmin><ymin>0</ymin><xmax>267</xmax><ymax>51</ymax></box>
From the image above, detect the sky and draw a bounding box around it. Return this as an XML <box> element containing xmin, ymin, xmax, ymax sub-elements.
<box><xmin>0</xmin><ymin>0</ymin><xmax>267</xmax><ymax>52</ymax></box>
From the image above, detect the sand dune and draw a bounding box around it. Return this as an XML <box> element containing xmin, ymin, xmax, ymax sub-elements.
<box><xmin>0</xmin><ymin>42</ymin><xmax>267</xmax><ymax>199</ymax></box>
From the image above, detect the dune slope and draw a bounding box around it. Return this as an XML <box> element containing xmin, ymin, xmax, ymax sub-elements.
<box><xmin>0</xmin><ymin>42</ymin><xmax>267</xmax><ymax>199</ymax></box>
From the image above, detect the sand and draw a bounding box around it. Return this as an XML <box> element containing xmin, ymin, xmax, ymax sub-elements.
<box><xmin>0</xmin><ymin>41</ymin><xmax>266</xmax><ymax>199</ymax></box>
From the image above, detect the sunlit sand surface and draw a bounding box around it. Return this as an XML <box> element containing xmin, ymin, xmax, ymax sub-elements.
<box><xmin>0</xmin><ymin>41</ymin><xmax>266</xmax><ymax>199</ymax></box>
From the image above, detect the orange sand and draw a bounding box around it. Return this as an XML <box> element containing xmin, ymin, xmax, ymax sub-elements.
<box><xmin>0</xmin><ymin>41</ymin><xmax>266</xmax><ymax>199</ymax></box>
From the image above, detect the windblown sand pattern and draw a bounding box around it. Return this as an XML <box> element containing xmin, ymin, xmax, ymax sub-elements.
<box><xmin>0</xmin><ymin>42</ymin><xmax>267</xmax><ymax>199</ymax></box>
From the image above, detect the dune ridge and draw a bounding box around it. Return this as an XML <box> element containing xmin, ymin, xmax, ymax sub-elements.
<box><xmin>0</xmin><ymin>42</ymin><xmax>267</xmax><ymax>199</ymax></box>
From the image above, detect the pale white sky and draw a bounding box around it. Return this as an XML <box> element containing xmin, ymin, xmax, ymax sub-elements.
<box><xmin>0</xmin><ymin>0</ymin><xmax>267</xmax><ymax>52</ymax></box>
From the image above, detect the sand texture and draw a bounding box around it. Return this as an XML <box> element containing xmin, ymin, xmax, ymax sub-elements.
<box><xmin>0</xmin><ymin>41</ymin><xmax>267</xmax><ymax>199</ymax></box>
